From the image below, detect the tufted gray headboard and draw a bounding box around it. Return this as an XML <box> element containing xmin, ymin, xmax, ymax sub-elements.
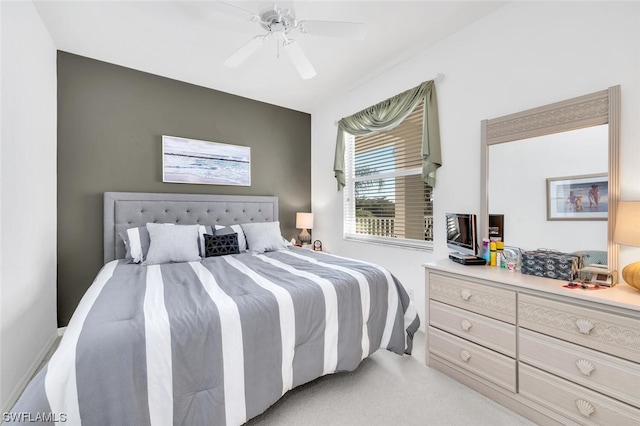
<box><xmin>104</xmin><ymin>192</ymin><xmax>278</xmax><ymax>263</ymax></box>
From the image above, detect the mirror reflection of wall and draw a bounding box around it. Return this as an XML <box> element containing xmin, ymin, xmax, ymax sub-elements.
<box><xmin>488</xmin><ymin>124</ymin><xmax>608</xmax><ymax>252</ymax></box>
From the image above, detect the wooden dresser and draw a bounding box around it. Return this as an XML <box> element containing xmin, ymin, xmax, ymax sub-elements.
<box><xmin>424</xmin><ymin>260</ymin><xmax>640</xmax><ymax>425</ymax></box>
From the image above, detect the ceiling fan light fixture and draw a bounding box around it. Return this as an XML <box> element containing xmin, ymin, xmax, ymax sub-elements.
<box><xmin>260</xmin><ymin>7</ymin><xmax>295</xmax><ymax>33</ymax></box>
<box><xmin>271</xmin><ymin>23</ymin><xmax>287</xmax><ymax>41</ymax></box>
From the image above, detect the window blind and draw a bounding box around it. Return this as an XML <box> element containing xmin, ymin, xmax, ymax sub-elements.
<box><xmin>344</xmin><ymin>101</ymin><xmax>434</xmax><ymax>247</ymax></box>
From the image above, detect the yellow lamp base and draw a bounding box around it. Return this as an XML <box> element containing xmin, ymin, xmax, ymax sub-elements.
<box><xmin>622</xmin><ymin>261</ymin><xmax>640</xmax><ymax>291</ymax></box>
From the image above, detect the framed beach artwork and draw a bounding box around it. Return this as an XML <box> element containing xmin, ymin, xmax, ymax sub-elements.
<box><xmin>162</xmin><ymin>135</ymin><xmax>251</xmax><ymax>186</ymax></box>
<box><xmin>546</xmin><ymin>173</ymin><xmax>608</xmax><ymax>221</ymax></box>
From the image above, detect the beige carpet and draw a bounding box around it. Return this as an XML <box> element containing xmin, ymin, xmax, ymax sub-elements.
<box><xmin>247</xmin><ymin>332</ymin><xmax>536</xmax><ymax>426</ymax></box>
<box><xmin>37</xmin><ymin>332</ymin><xmax>535</xmax><ymax>425</ymax></box>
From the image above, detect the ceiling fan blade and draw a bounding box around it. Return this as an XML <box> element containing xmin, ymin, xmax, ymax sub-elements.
<box><xmin>224</xmin><ymin>36</ymin><xmax>268</xmax><ymax>68</ymax></box>
<box><xmin>283</xmin><ymin>40</ymin><xmax>316</xmax><ymax>80</ymax></box>
<box><xmin>298</xmin><ymin>20</ymin><xmax>366</xmax><ymax>40</ymax></box>
<box><xmin>212</xmin><ymin>1</ymin><xmax>259</xmax><ymax>21</ymax></box>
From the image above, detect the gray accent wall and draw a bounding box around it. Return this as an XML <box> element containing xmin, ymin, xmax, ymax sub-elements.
<box><xmin>57</xmin><ymin>51</ymin><xmax>311</xmax><ymax>326</ymax></box>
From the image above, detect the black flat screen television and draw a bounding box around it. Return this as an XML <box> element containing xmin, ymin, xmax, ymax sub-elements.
<box><xmin>446</xmin><ymin>213</ymin><xmax>478</xmax><ymax>257</ymax></box>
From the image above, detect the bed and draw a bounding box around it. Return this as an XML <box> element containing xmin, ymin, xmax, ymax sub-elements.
<box><xmin>9</xmin><ymin>192</ymin><xmax>420</xmax><ymax>425</ymax></box>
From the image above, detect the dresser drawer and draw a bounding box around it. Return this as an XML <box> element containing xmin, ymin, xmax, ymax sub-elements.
<box><xmin>429</xmin><ymin>300</ymin><xmax>516</xmax><ymax>357</ymax></box>
<box><xmin>519</xmin><ymin>294</ymin><xmax>640</xmax><ymax>363</ymax></box>
<box><xmin>428</xmin><ymin>273</ymin><xmax>516</xmax><ymax>324</ymax></box>
<box><xmin>428</xmin><ymin>326</ymin><xmax>516</xmax><ymax>392</ymax></box>
<box><xmin>520</xmin><ymin>329</ymin><xmax>640</xmax><ymax>409</ymax></box>
<box><xmin>520</xmin><ymin>363</ymin><xmax>640</xmax><ymax>425</ymax></box>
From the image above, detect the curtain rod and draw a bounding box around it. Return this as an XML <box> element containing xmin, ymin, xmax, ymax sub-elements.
<box><xmin>333</xmin><ymin>73</ymin><xmax>445</xmax><ymax>126</ymax></box>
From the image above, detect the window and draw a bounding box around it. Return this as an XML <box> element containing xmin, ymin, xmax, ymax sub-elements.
<box><xmin>344</xmin><ymin>101</ymin><xmax>434</xmax><ymax>249</ymax></box>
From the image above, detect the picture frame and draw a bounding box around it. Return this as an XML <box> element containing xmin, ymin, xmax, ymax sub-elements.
<box><xmin>162</xmin><ymin>135</ymin><xmax>250</xmax><ymax>186</ymax></box>
<box><xmin>546</xmin><ymin>173</ymin><xmax>608</xmax><ymax>221</ymax></box>
<box><xmin>488</xmin><ymin>214</ymin><xmax>504</xmax><ymax>241</ymax></box>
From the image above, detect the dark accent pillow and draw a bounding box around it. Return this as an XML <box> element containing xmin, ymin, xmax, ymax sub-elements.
<box><xmin>215</xmin><ymin>225</ymin><xmax>247</xmax><ymax>251</ymax></box>
<box><xmin>204</xmin><ymin>233</ymin><xmax>240</xmax><ymax>257</ymax></box>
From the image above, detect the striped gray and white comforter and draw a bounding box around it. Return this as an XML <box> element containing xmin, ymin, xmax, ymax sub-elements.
<box><xmin>10</xmin><ymin>248</ymin><xmax>419</xmax><ymax>425</ymax></box>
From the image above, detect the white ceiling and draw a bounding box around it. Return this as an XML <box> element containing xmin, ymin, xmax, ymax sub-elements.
<box><xmin>34</xmin><ymin>1</ymin><xmax>507</xmax><ymax>113</ymax></box>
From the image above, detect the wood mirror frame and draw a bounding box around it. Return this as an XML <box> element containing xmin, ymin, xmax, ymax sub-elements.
<box><xmin>480</xmin><ymin>85</ymin><xmax>621</xmax><ymax>270</ymax></box>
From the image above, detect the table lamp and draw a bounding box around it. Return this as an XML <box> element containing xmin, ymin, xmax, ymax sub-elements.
<box><xmin>613</xmin><ymin>201</ymin><xmax>640</xmax><ymax>290</ymax></box>
<box><xmin>296</xmin><ymin>212</ymin><xmax>314</xmax><ymax>245</ymax></box>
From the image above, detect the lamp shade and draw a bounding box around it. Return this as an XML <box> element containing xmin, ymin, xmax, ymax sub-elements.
<box><xmin>614</xmin><ymin>201</ymin><xmax>640</xmax><ymax>291</ymax></box>
<box><xmin>613</xmin><ymin>201</ymin><xmax>640</xmax><ymax>247</ymax></box>
<box><xmin>296</xmin><ymin>212</ymin><xmax>314</xmax><ymax>230</ymax></box>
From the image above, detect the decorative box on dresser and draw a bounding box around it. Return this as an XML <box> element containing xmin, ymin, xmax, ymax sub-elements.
<box><xmin>424</xmin><ymin>259</ymin><xmax>640</xmax><ymax>426</ymax></box>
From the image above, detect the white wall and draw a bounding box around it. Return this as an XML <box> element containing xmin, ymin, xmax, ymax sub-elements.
<box><xmin>311</xmin><ymin>2</ymin><xmax>640</xmax><ymax>330</ymax></box>
<box><xmin>0</xmin><ymin>1</ymin><xmax>58</xmax><ymax>412</ymax></box>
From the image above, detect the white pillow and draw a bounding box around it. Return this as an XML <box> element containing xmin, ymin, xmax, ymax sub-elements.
<box><xmin>240</xmin><ymin>221</ymin><xmax>288</xmax><ymax>254</ymax></box>
<box><xmin>145</xmin><ymin>223</ymin><xmax>201</xmax><ymax>265</ymax></box>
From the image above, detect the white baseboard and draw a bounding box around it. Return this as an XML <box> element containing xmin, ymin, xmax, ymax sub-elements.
<box><xmin>57</xmin><ymin>326</ymin><xmax>67</xmax><ymax>337</ymax></box>
<box><xmin>1</xmin><ymin>328</ymin><xmax>59</xmax><ymax>414</ymax></box>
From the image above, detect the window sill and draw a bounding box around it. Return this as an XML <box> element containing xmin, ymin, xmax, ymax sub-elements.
<box><xmin>344</xmin><ymin>234</ymin><xmax>434</xmax><ymax>252</ymax></box>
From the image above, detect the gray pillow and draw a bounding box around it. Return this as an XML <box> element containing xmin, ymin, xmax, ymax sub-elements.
<box><xmin>215</xmin><ymin>224</ymin><xmax>248</xmax><ymax>251</ymax></box>
<box><xmin>240</xmin><ymin>221</ymin><xmax>288</xmax><ymax>254</ymax></box>
<box><xmin>119</xmin><ymin>224</ymin><xmax>213</xmax><ymax>262</ymax></box>
<box><xmin>145</xmin><ymin>223</ymin><xmax>201</xmax><ymax>265</ymax></box>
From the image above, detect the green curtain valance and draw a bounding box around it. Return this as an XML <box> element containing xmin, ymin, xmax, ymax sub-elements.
<box><xmin>333</xmin><ymin>80</ymin><xmax>441</xmax><ymax>190</ymax></box>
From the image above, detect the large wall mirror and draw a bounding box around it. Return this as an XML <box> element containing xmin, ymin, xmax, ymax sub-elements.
<box><xmin>480</xmin><ymin>86</ymin><xmax>620</xmax><ymax>270</ymax></box>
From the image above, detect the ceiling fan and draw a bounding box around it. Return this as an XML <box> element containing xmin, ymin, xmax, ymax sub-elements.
<box><xmin>214</xmin><ymin>1</ymin><xmax>366</xmax><ymax>80</ymax></box>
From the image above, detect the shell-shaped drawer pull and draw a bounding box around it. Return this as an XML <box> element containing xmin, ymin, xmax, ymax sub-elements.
<box><xmin>575</xmin><ymin>399</ymin><xmax>595</xmax><ymax>417</ymax></box>
<box><xmin>460</xmin><ymin>349</ymin><xmax>472</xmax><ymax>362</ymax></box>
<box><xmin>575</xmin><ymin>318</ymin><xmax>595</xmax><ymax>335</ymax></box>
<box><xmin>576</xmin><ymin>359</ymin><xmax>596</xmax><ymax>376</ymax></box>
<box><xmin>461</xmin><ymin>319</ymin><xmax>473</xmax><ymax>332</ymax></box>
<box><xmin>460</xmin><ymin>289</ymin><xmax>472</xmax><ymax>301</ymax></box>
